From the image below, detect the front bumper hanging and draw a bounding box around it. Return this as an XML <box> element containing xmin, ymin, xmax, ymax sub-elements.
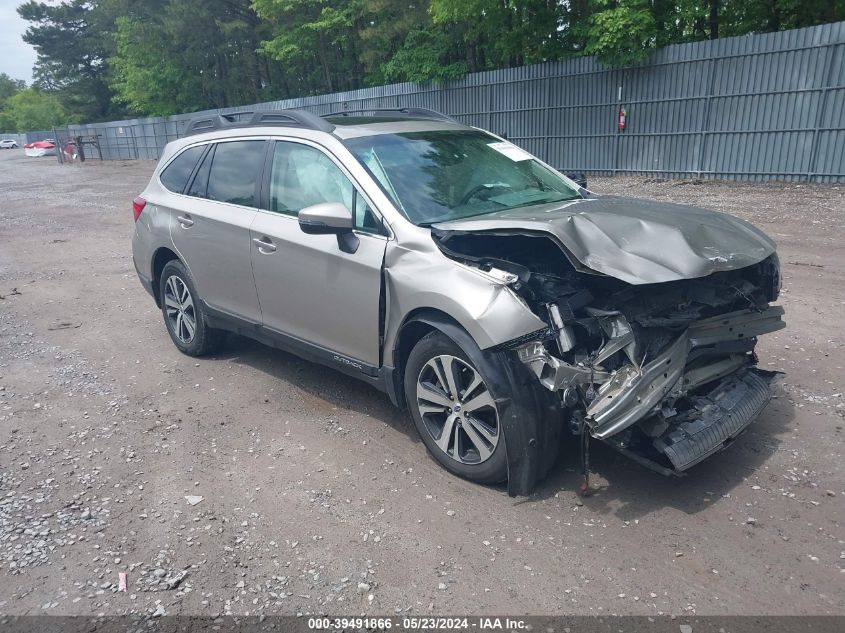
<box><xmin>517</xmin><ymin>305</ymin><xmax>785</xmax><ymax>475</ymax></box>
<box><xmin>652</xmin><ymin>368</ymin><xmax>777</xmax><ymax>472</ymax></box>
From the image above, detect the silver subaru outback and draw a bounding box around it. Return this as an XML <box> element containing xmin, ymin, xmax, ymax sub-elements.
<box><xmin>132</xmin><ymin>108</ymin><xmax>784</xmax><ymax>495</ymax></box>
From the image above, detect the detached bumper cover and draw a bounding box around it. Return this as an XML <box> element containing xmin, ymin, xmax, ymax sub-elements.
<box><xmin>655</xmin><ymin>368</ymin><xmax>776</xmax><ymax>471</ymax></box>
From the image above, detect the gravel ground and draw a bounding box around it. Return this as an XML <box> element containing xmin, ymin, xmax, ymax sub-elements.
<box><xmin>0</xmin><ymin>151</ymin><xmax>843</xmax><ymax>618</ymax></box>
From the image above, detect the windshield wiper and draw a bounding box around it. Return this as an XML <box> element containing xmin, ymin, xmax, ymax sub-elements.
<box><xmin>487</xmin><ymin>188</ymin><xmax>576</xmax><ymax>207</ymax></box>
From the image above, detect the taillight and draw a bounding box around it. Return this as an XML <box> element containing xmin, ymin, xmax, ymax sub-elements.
<box><xmin>132</xmin><ymin>196</ymin><xmax>146</xmax><ymax>222</ymax></box>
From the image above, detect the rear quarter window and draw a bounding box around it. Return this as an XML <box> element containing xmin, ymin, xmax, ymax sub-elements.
<box><xmin>159</xmin><ymin>145</ymin><xmax>205</xmax><ymax>193</ymax></box>
<box><xmin>187</xmin><ymin>145</ymin><xmax>214</xmax><ymax>199</ymax></box>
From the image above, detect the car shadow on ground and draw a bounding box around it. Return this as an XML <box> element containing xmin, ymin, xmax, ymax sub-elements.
<box><xmin>531</xmin><ymin>388</ymin><xmax>795</xmax><ymax>521</ymax></box>
<box><xmin>212</xmin><ymin>333</ymin><xmax>418</xmax><ymax>436</ymax></box>
<box><xmin>212</xmin><ymin>334</ymin><xmax>795</xmax><ymax>521</ymax></box>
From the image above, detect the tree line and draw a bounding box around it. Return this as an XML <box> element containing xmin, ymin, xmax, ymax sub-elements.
<box><xmin>1</xmin><ymin>0</ymin><xmax>842</xmax><ymax>132</ymax></box>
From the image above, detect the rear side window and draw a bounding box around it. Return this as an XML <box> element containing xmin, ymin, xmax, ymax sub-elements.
<box><xmin>206</xmin><ymin>140</ymin><xmax>265</xmax><ymax>207</ymax></box>
<box><xmin>187</xmin><ymin>145</ymin><xmax>214</xmax><ymax>199</ymax></box>
<box><xmin>159</xmin><ymin>145</ymin><xmax>204</xmax><ymax>193</ymax></box>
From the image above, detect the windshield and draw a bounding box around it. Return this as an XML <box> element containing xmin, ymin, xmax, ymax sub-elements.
<box><xmin>343</xmin><ymin>130</ymin><xmax>580</xmax><ymax>225</ymax></box>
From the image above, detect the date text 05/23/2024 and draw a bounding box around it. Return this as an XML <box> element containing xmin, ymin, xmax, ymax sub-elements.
<box><xmin>307</xmin><ymin>616</ymin><xmax>528</xmax><ymax>630</ymax></box>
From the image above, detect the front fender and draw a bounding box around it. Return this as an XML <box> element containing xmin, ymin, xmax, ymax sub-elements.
<box><xmin>382</xmin><ymin>244</ymin><xmax>547</xmax><ymax>365</ymax></box>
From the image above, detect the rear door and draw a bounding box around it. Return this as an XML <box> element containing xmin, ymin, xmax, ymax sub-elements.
<box><xmin>249</xmin><ymin>139</ymin><xmax>388</xmax><ymax>368</ymax></box>
<box><xmin>168</xmin><ymin>139</ymin><xmax>266</xmax><ymax>323</ymax></box>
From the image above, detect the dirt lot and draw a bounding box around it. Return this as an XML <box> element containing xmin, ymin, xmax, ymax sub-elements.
<box><xmin>0</xmin><ymin>150</ymin><xmax>843</xmax><ymax>618</ymax></box>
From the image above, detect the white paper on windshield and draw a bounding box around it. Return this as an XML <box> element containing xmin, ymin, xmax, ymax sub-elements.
<box><xmin>487</xmin><ymin>141</ymin><xmax>532</xmax><ymax>161</ymax></box>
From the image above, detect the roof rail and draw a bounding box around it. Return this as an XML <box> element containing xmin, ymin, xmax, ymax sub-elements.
<box><xmin>184</xmin><ymin>109</ymin><xmax>335</xmax><ymax>136</ymax></box>
<box><xmin>322</xmin><ymin>107</ymin><xmax>458</xmax><ymax>124</ymax></box>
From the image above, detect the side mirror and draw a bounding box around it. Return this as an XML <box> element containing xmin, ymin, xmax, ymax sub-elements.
<box><xmin>563</xmin><ymin>171</ymin><xmax>587</xmax><ymax>189</ymax></box>
<box><xmin>298</xmin><ymin>202</ymin><xmax>359</xmax><ymax>254</ymax></box>
<box><xmin>298</xmin><ymin>202</ymin><xmax>353</xmax><ymax>235</ymax></box>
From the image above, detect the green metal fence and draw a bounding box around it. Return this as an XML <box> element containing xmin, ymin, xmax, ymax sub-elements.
<box><xmin>38</xmin><ymin>20</ymin><xmax>845</xmax><ymax>182</ymax></box>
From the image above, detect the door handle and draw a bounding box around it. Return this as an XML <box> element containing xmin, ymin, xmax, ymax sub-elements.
<box><xmin>252</xmin><ymin>237</ymin><xmax>276</xmax><ymax>253</ymax></box>
<box><xmin>176</xmin><ymin>215</ymin><xmax>194</xmax><ymax>228</ymax></box>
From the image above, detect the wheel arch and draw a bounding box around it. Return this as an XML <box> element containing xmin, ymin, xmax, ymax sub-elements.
<box><xmin>389</xmin><ymin>308</ymin><xmax>475</xmax><ymax>409</ymax></box>
<box><xmin>150</xmin><ymin>247</ymin><xmax>181</xmax><ymax>308</ymax></box>
<box><xmin>391</xmin><ymin>308</ymin><xmax>561</xmax><ymax>496</ymax></box>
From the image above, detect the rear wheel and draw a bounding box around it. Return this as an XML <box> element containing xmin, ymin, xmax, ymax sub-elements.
<box><xmin>404</xmin><ymin>331</ymin><xmax>507</xmax><ymax>484</ymax></box>
<box><xmin>159</xmin><ymin>259</ymin><xmax>223</xmax><ymax>356</ymax></box>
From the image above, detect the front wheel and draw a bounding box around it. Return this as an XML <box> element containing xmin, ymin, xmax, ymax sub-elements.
<box><xmin>159</xmin><ymin>259</ymin><xmax>223</xmax><ymax>356</ymax></box>
<box><xmin>404</xmin><ymin>331</ymin><xmax>507</xmax><ymax>484</ymax></box>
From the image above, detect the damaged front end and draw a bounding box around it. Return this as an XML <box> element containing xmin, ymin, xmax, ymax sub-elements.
<box><xmin>434</xmin><ymin>229</ymin><xmax>785</xmax><ymax>475</ymax></box>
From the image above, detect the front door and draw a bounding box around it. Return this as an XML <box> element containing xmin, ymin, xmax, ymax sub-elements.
<box><xmin>249</xmin><ymin>140</ymin><xmax>388</xmax><ymax>368</ymax></box>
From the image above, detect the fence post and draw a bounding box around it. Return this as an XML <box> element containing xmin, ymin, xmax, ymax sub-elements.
<box><xmin>52</xmin><ymin>127</ymin><xmax>63</xmax><ymax>165</ymax></box>
<box><xmin>806</xmin><ymin>42</ymin><xmax>838</xmax><ymax>183</ymax></box>
<box><xmin>696</xmin><ymin>57</ymin><xmax>718</xmax><ymax>179</ymax></box>
<box><xmin>129</xmin><ymin>125</ymin><xmax>139</xmax><ymax>159</ymax></box>
<box><xmin>487</xmin><ymin>83</ymin><xmax>493</xmax><ymax>133</ymax></box>
<box><xmin>613</xmin><ymin>75</ymin><xmax>621</xmax><ymax>175</ymax></box>
<box><xmin>543</xmin><ymin>76</ymin><xmax>552</xmax><ymax>167</ymax></box>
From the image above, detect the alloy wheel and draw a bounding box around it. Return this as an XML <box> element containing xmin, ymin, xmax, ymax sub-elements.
<box><xmin>416</xmin><ymin>354</ymin><xmax>500</xmax><ymax>464</ymax></box>
<box><xmin>163</xmin><ymin>274</ymin><xmax>196</xmax><ymax>344</ymax></box>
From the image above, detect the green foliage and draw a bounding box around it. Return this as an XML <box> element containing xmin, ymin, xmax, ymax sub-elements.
<box><xmin>0</xmin><ymin>74</ymin><xmax>27</xmax><ymax>107</ymax></box>
<box><xmin>585</xmin><ymin>0</ymin><xmax>658</xmax><ymax>66</ymax></box>
<box><xmin>382</xmin><ymin>28</ymin><xmax>468</xmax><ymax>84</ymax></box>
<box><xmin>358</xmin><ymin>0</ymin><xmax>429</xmax><ymax>84</ymax></box>
<box><xmin>109</xmin><ymin>1</ymin><xmax>269</xmax><ymax>115</ymax></box>
<box><xmin>720</xmin><ymin>0</ymin><xmax>844</xmax><ymax>35</ymax></box>
<box><xmin>0</xmin><ymin>74</ymin><xmax>28</xmax><ymax>130</ymax></box>
<box><xmin>430</xmin><ymin>0</ymin><xmax>568</xmax><ymax>68</ymax></box>
<box><xmin>12</xmin><ymin>0</ymin><xmax>845</xmax><ymax>124</ymax></box>
<box><xmin>253</xmin><ymin>0</ymin><xmax>365</xmax><ymax>94</ymax></box>
<box><xmin>109</xmin><ymin>16</ymin><xmax>205</xmax><ymax>116</ymax></box>
<box><xmin>18</xmin><ymin>0</ymin><xmax>121</xmax><ymax>121</ymax></box>
<box><xmin>0</xmin><ymin>88</ymin><xmax>74</xmax><ymax>131</ymax></box>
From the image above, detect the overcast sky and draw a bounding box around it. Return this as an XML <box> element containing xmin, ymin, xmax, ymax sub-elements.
<box><xmin>0</xmin><ymin>0</ymin><xmax>37</xmax><ymax>83</ymax></box>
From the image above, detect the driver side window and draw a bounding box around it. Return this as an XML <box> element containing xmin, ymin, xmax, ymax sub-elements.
<box><xmin>268</xmin><ymin>141</ymin><xmax>383</xmax><ymax>234</ymax></box>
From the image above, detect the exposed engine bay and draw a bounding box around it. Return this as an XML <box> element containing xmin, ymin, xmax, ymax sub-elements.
<box><xmin>432</xmin><ymin>230</ymin><xmax>785</xmax><ymax>475</ymax></box>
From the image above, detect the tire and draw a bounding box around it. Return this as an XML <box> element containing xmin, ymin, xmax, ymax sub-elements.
<box><xmin>158</xmin><ymin>259</ymin><xmax>223</xmax><ymax>356</ymax></box>
<box><xmin>404</xmin><ymin>331</ymin><xmax>507</xmax><ymax>484</ymax></box>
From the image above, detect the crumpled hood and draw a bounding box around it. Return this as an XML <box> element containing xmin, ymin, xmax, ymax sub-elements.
<box><xmin>431</xmin><ymin>196</ymin><xmax>776</xmax><ymax>284</ymax></box>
